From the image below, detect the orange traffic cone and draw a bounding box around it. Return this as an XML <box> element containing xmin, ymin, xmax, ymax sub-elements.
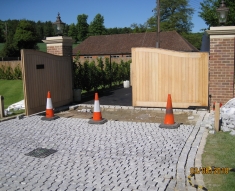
<box><xmin>41</xmin><ymin>91</ymin><xmax>59</xmax><ymax>121</ymax></box>
<box><xmin>159</xmin><ymin>94</ymin><xmax>180</xmax><ymax>129</ymax></box>
<box><xmin>88</xmin><ymin>93</ymin><xmax>107</xmax><ymax>124</ymax></box>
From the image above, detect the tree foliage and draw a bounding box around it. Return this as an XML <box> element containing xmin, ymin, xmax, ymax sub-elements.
<box><xmin>68</xmin><ymin>23</ymin><xmax>78</xmax><ymax>42</ymax></box>
<box><xmin>43</xmin><ymin>21</ymin><xmax>54</xmax><ymax>37</ymax></box>
<box><xmin>130</xmin><ymin>23</ymin><xmax>147</xmax><ymax>33</ymax></box>
<box><xmin>89</xmin><ymin>14</ymin><xmax>106</xmax><ymax>36</ymax></box>
<box><xmin>199</xmin><ymin>0</ymin><xmax>235</xmax><ymax>28</ymax></box>
<box><xmin>106</xmin><ymin>27</ymin><xmax>132</xmax><ymax>35</ymax></box>
<box><xmin>73</xmin><ymin>57</ymin><xmax>131</xmax><ymax>92</ymax></box>
<box><xmin>0</xmin><ymin>20</ymin><xmax>5</xmax><ymax>43</ymax></box>
<box><xmin>13</xmin><ymin>20</ymin><xmax>38</xmax><ymax>52</ymax></box>
<box><xmin>181</xmin><ymin>32</ymin><xmax>203</xmax><ymax>50</ymax></box>
<box><xmin>147</xmin><ymin>0</ymin><xmax>194</xmax><ymax>33</ymax></box>
<box><xmin>76</xmin><ymin>14</ymin><xmax>89</xmax><ymax>41</ymax></box>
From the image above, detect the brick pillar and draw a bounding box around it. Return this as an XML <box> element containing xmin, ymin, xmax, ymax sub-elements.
<box><xmin>42</xmin><ymin>36</ymin><xmax>73</xmax><ymax>57</ymax></box>
<box><xmin>207</xmin><ymin>26</ymin><xmax>235</xmax><ymax>107</ymax></box>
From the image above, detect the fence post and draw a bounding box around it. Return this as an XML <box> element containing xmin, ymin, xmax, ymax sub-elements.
<box><xmin>214</xmin><ymin>102</ymin><xmax>220</xmax><ymax>132</ymax></box>
<box><xmin>0</xmin><ymin>95</ymin><xmax>4</xmax><ymax>118</ymax></box>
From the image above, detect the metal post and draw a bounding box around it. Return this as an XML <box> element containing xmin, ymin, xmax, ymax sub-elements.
<box><xmin>156</xmin><ymin>0</ymin><xmax>160</xmax><ymax>48</ymax></box>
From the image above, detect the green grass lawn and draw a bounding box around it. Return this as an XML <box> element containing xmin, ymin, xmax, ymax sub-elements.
<box><xmin>202</xmin><ymin>132</ymin><xmax>235</xmax><ymax>191</ymax></box>
<box><xmin>37</xmin><ymin>43</ymin><xmax>46</xmax><ymax>52</ymax></box>
<box><xmin>0</xmin><ymin>80</ymin><xmax>24</xmax><ymax>109</ymax></box>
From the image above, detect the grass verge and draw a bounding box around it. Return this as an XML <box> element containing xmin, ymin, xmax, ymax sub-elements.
<box><xmin>0</xmin><ymin>80</ymin><xmax>24</xmax><ymax>109</ymax></box>
<box><xmin>202</xmin><ymin>131</ymin><xmax>235</xmax><ymax>191</ymax></box>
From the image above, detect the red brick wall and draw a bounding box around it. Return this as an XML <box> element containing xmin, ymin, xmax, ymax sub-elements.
<box><xmin>209</xmin><ymin>37</ymin><xmax>234</xmax><ymax>107</ymax></box>
<box><xmin>47</xmin><ymin>45</ymin><xmax>72</xmax><ymax>57</ymax></box>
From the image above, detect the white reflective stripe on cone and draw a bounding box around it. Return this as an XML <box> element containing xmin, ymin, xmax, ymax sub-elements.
<box><xmin>94</xmin><ymin>100</ymin><xmax>100</xmax><ymax>112</ymax></box>
<box><xmin>46</xmin><ymin>98</ymin><xmax>53</xmax><ymax>109</ymax></box>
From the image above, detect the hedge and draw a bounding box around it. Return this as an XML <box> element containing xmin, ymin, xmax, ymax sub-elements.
<box><xmin>0</xmin><ymin>64</ymin><xmax>22</xmax><ymax>80</ymax></box>
<box><xmin>73</xmin><ymin>57</ymin><xmax>131</xmax><ymax>92</ymax></box>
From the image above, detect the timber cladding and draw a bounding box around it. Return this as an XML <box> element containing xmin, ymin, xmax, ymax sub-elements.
<box><xmin>131</xmin><ymin>48</ymin><xmax>209</xmax><ymax>108</ymax></box>
<box><xmin>21</xmin><ymin>49</ymin><xmax>73</xmax><ymax>115</ymax></box>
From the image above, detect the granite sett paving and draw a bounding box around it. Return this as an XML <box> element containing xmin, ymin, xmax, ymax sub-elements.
<box><xmin>0</xmin><ymin>110</ymin><xmax>207</xmax><ymax>191</ymax></box>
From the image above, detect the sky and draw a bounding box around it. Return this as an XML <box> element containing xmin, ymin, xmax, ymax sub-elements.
<box><xmin>0</xmin><ymin>0</ymin><xmax>207</xmax><ymax>33</ymax></box>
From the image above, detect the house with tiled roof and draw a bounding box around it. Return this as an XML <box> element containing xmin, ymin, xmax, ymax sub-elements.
<box><xmin>73</xmin><ymin>31</ymin><xmax>198</xmax><ymax>62</ymax></box>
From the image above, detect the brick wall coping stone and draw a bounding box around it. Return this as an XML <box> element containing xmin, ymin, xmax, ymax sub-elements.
<box><xmin>42</xmin><ymin>36</ymin><xmax>74</xmax><ymax>46</ymax></box>
<box><xmin>206</xmin><ymin>26</ymin><xmax>235</xmax><ymax>36</ymax></box>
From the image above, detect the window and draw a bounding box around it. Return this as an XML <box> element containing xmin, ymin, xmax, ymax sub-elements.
<box><xmin>111</xmin><ymin>55</ymin><xmax>119</xmax><ymax>58</ymax></box>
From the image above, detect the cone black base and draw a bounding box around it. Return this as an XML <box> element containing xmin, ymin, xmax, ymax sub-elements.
<box><xmin>159</xmin><ymin>123</ymin><xmax>180</xmax><ymax>129</ymax></box>
<box><xmin>41</xmin><ymin>116</ymin><xmax>60</xmax><ymax>121</ymax></box>
<box><xmin>88</xmin><ymin>118</ymin><xmax>107</xmax><ymax>124</ymax></box>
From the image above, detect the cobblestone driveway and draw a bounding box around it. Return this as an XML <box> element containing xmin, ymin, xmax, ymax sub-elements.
<box><xmin>0</xmin><ymin>112</ymin><xmax>206</xmax><ymax>191</ymax></box>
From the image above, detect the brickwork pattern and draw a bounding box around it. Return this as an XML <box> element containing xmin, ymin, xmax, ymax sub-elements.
<box><xmin>47</xmin><ymin>46</ymin><xmax>72</xmax><ymax>57</ymax></box>
<box><xmin>209</xmin><ymin>38</ymin><xmax>234</xmax><ymax>106</ymax></box>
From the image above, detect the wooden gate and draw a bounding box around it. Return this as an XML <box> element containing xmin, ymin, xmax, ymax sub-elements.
<box><xmin>131</xmin><ymin>48</ymin><xmax>209</xmax><ymax>108</ymax></box>
<box><xmin>21</xmin><ymin>49</ymin><xmax>73</xmax><ymax>115</ymax></box>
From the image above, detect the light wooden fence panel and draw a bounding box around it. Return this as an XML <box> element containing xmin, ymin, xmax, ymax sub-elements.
<box><xmin>131</xmin><ymin>48</ymin><xmax>209</xmax><ymax>108</ymax></box>
<box><xmin>0</xmin><ymin>61</ymin><xmax>21</xmax><ymax>69</ymax></box>
<box><xmin>21</xmin><ymin>49</ymin><xmax>73</xmax><ymax>115</ymax></box>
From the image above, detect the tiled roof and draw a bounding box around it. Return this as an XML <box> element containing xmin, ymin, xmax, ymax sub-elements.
<box><xmin>73</xmin><ymin>31</ymin><xmax>198</xmax><ymax>55</ymax></box>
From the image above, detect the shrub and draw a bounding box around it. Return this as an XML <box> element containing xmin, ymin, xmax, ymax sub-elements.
<box><xmin>104</xmin><ymin>58</ymin><xmax>112</xmax><ymax>88</ymax></box>
<box><xmin>0</xmin><ymin>64</ymin><xmax>22</xmax><ymax>80</ymax></box>
<box><xmin>73</xmin><ymin>58</ymin><xmax>131</xmax><ymax>92</ymax></box>
<box><xmin>0</xmin><ymin>65</ymin><xmax>5</xmax><ymax>79</ymax></box>
<box><xmin>89</xmin><ymin>60</ymin><xmax>99</xmax><ymax>91</ymax></box>
<box><xmin>97</xmin><ymin>57</ymin><xmax>106</xmax><ymax>89</ymax></box>
<box><xmin>13</xmin><ymin>64</ymin><xmax>22</xmax><ymax>79</ymax></box>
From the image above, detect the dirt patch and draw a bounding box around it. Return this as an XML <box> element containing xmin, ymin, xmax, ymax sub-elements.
<box><xmin>57</xmin><ymin>106</ymin><xmax>199</xmax><ymax>125</ymax></box>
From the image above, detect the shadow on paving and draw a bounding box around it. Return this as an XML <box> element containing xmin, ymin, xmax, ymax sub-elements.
<box><xmin>79</xmin><ymin>86</ymin><xmax>132</xmax><ymax>106</ymax></box>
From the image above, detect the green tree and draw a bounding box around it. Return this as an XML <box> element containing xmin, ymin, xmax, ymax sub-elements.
<box><xmin>145</xmin><ymin>17</ymin><xmax>157</xmax><ymax>32</ymax></box>
<box><xmin>76</xmin><ymin>14</ymin><xmax>89</xmax><ymax>41</ymax></box>
<box><xmin>181</xmin><ymin>32</ymin><xmax>203</xmax><ymax>50</ymax></box>
<box><xmin>0</xmin><ymin>20</ymin><xmax>5</xmax><ymax>42</ymax></box>
<box><xmin>106</xmin><ymin>27</ymin><xmax>132</xmax><ymax>35</ymax></box>
<box><xmin>120</xmin><ymin>27</ymin><xmax>133</xmax><ymax>34</ymax></box>
<box><xmin>199</xmin><ymin>0</ymin><xmax>235</xmax><ymax>28</ymax></box>
<box><xmin>0</xmin><ymin>41</ymin><xmax>18</xmax><ymax>57</ymax></box>
<box><xmin>4</xmin><ymin>20</ymin><xmax>20</xmax><ymax>43</ymax></box>
<box><xmin>68</xmin><ymin>23</ymin><xmax>78</xmax><ymax>42</ymax></box>
<box><xmin>63</xmin><ymin>24</ymin><xmax>69</xmax><ymax>36</ymax></box>
<box><xmin>0</xmin><ymin>20</ymin><xmax>20</xmax><ymax>57</ymax></box>
<box><xmin>147</xmin><ymin>0</ymin><xmax>194</xmax><ymax>33</ymax></box>
<box><xmin>43</xmin><ymin>21</ymin><xmax>54</xmax><ymax>37</ymax></box>
<box><xmin>36</xmin><ymin>21</ymin><xmax>44</xmax><ymax>41</ymax></box>
<box><xmin>89</xmin><ymin>14</ymin><xmax>106</xmax><ymax>36</ymax></box>
<box><xmin>13</xmin><ymin>20</ymin><xmax>38</xmax><ymax>55</ymax></box>
<box><xmin>130</xmin><ymin>23</ymin><xmax>147</xmax><ymax>33</ymax></box>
